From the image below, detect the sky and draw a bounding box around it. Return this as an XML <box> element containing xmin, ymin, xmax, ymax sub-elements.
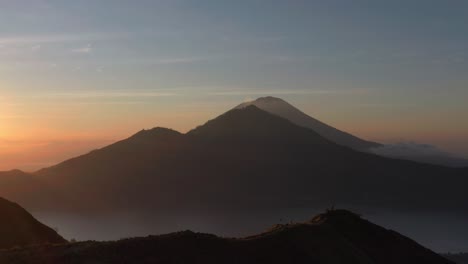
<box><xmin>1</xmin><ymin>0</ymin><xmax>467</xmax><ymax>171</ymax></box>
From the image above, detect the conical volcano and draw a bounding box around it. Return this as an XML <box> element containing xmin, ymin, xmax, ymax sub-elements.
<box><xmin>236</xmin><ymin>96</ymin><xmax>382</xmax><ymax>151</ymax></box>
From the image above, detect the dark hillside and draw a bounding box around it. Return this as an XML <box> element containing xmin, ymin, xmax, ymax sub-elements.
<box><xmin>0</xmin><ymin>210</ymin><xmax>452</xmax><ymax>264</ymax></box>
<box><xmin>0</xmin><ymin>197</ymin><xmax>66</xmax><ymax>249</ymax></box>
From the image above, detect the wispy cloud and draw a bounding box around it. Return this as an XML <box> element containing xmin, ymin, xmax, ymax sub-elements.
<box><xmin>58</xmin><ymin>90</ymin><xmax>178</xmax><ymax>98</ymax></box>
<box><xmin>0</xmin><ymin>34</ymin><xmax>81</xmax><ymax>46</ymax></box>
<box><xmin>61</xmin><ymin>101</ymin><xmax>152</xmax><ymax>106</ymax></box>
<box><xmin>208</xmin><ymin>88</ymin><xmax>368</xmax><ymax>96</ymax></box>
<box><xmin>352</xmin><ymin>103</ymin><xmax>414</xmax><ymax>109</ymax></box>
<box><xmin>153</xmin><ymin>57</ymin><xmax>207</xmax><ymax>65</ymax></box>
<box><xmin>31</xmin><ymin>44</ymin><xmax>41</xmax><ymax>51</ymax></box>
<box><xmin>369</xmin><ymin>142</ymin><xmax>468</xmax><ymax>167</ymax></box>
<box><xmin>0</xmin><ymin>32</ymin><xmax>126</xmax><ymax>46</ymax></box>
<box><xmin>0</xmin><ymin>114</ymin><xmax>29</xmax><ymax>120</ymax></box>
<box><xmin>72</xmin><ymin>44</ymin><xmax>92</xmax><ymax>54</ymax></box>
<box><xmin>22</xmin><ymin>90</ymin><xmax>180</xmax><ymax>99</ymax></box>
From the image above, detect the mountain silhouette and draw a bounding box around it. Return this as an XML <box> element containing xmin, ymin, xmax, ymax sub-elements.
<box><xmin>0</xmin><ymin>209</ymin><xmax>453</xmax><ymax>264</ymax></box>
<box><xmin>235</xmin><ymin>97</ymin><xmax>468</xmax><ymax>167</ymax></box>
<box><xmin>0</xmin><ymin>197</ymin><xmax>66</xmax><ymax>249</ymax></box>
<box><xmin>236</xmin><ymin>96</ymin><xmax>382</xmax><ymax>151</ymax></box>
<box><xmin>0</xmin><ymin>105</ymin><xmax>462</xmax><ymax>214</ymax></box>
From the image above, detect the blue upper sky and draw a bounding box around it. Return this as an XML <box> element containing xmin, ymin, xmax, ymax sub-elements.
<box><xmin>2</xmin><ymin>0</ymin><xmax>467</xmax><ymax>92</ymax></box>
<box><xmin>1</xmin><ymin>0</ymin><xmax>468</xmax><ymax>169</ymax></box>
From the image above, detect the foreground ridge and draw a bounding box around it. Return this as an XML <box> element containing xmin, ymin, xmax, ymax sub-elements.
<box><xmin>0</xmin><ymin>209</ymin><xmax>453</xmax><ymax>264</ymax></box>
<box><xmin>0</xmin><ymin>197</ymin><xmax>66</xmax><ymax>249</ymax></box>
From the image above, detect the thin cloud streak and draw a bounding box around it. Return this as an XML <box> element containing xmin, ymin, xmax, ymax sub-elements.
<box><xmin>0</xmin><ymin>32</ymin><xmax>127</xmax><ymax>45</ymax></box>
<box><xmin>18</xmin><ymin>90</ymin><xmax>180</xmax><ymax>99</ymax></box>
<box><xmin>0</xmin><ymin>115</ymin><xmax>30</xmax><ymax>120</ymax></box>
<box><xmin>72</xmin><ymin>44</ymin><xmax>93</xmax><ymax>53</ymax></box>
<box><xmin>58</xmin><ymin>101</ymin><xmax>153</xmax><ymax>106</ymax></box>
<box><xmin>154</xmin><ymin>57</ymin><xmax>206</xmax><ymax>64</ymax></box>
<box><xmin>31</xmin><ymin>45</ymin><xmax>41</xmax><ymax>51</ymax></box>
<box><xmin>208</xmin><ymin>89</ymin><xmax>369</xmax><ymax>96</ymax></box>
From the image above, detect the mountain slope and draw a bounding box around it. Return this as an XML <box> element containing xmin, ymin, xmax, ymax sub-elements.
<box><xmin>0</xmin><ymin>210</ymin><xmax>452</xmax><ymax>264</ymax></box>
<box><xmin>12</xmin><ymin>105</ymin><xmax>463</xmax><ymax>214</ymax></box>
<box><xmin>0</xmin><ymin>170</ymin><xmax>62</xmax><ymax>211</ymax></box>
<box><xmin>236</xmin><ymin>96</ymin><xmax>382</xmax><ymax>151</ymax></box>
<box><xmin>0</xmin><ymin>197</ymin><xmax>66</xmax><ymax>249</ymax></box>
<box><xmin>444</xmin><ymin>253</ymin><xmax>468</xmax><ymax>264</ymax></box>
<box><xmin>236</xmin><ymin>96</ymin><xmax>468</xmax><ymax>167</ymax></box>
<box><xmin>189</xmin><ymin>105</ymin><xmax>334</xmax><ymax>145</ymax></box>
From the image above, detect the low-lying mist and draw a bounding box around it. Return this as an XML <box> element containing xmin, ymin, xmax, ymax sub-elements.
<box><xmin>370</xmin><ymin>142</ymin><xmax>468</xmax><ymax>168</ymax></box>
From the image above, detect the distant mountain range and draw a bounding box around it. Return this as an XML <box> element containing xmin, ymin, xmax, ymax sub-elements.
<box><xmin>0</xmin><ymin>102</ymin><xmax>466</xmax><ymax>215</ymax></box>
<box><xmin>0</xmin><ymin>197</ymin><xmax>65</xmax><ymax>249</ymax></box>
<box><xmin>0</xmin><ymin>209</ymin><xmax>453</xmax><ymax>264</ymax></box>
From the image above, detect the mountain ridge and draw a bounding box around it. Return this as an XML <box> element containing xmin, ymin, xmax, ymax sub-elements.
<box><xmin>0</xmin><ymin>209</ymin><xmax>453</xmax><ymax>264</ymax></box>
<box><xmin>3</xmin><ymin>105</ymin><xmax>463</xmax><ymax>213</ymax></box>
